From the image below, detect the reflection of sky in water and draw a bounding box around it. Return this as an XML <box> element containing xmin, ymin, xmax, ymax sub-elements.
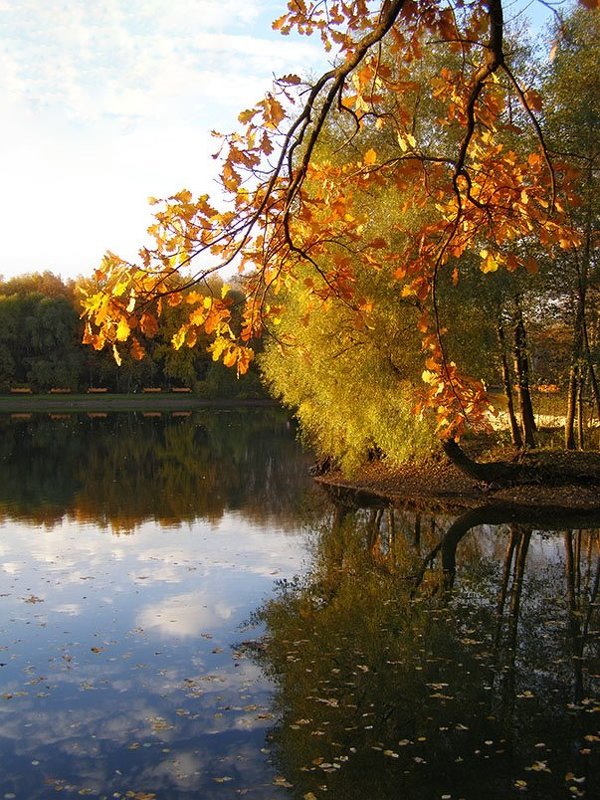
<box><xmin>0</xmin><ymin>513</ymin><xmax>311</xmax><ymax>798</ymax></box>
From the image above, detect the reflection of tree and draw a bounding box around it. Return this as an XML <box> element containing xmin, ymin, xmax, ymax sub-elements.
<box><xmin>0</xmin><ymin>410</ymin><xmax>315</xmax><ymax>531</ymax></box>
<box><xmin>253</xmin><ymin>503</ymin><xmax>600</xmax><ymax>800</ymax></box>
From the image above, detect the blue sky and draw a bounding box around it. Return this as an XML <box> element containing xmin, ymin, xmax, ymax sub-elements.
<box><xmin>0</xmin><ymin>0</ymin><xmax>557</xmax><ymax>282</ymax></box>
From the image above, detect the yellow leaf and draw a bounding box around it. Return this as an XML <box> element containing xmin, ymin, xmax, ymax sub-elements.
<box><xmin>480</xmin><ymin>251</ymin><xmax>499</xmax><ymax>273</ymax></box>
<box><xmin>238</xmin><ymin>108</ymin><xmax>257</xmax><ymax>125</ymax></box>
<box><xmin>116</xmin><ymin>318</ymin><xmax>130</xmax><ymax>342</ymax></box>
<box><xmin>113</xmin><ymin>280</ymin><xmax>128</xmax><ymax>297</ymax></box>
<box><xmin>223</xmin><ymin>348</ymin><xmax>237</xmax><ymax>368</ymax></box>
<box><xmin>172</xmin><ymin>328</ymin><xmax>186</xmax><ymax>350</ymax></box>
<box><xmin>209</xmin><ymin>336</ymin><xmax>229</xmax><ymax>362</ymax></box>
<box><xmin>364</xmin><ymin>148</ymin><xmax>377</xmax><ymax>165</ymax></box>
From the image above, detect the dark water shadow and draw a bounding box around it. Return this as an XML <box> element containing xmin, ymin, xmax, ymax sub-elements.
<box><xmin>252</xmin><ymin>498</ymin><xmax>600</xmax><ymax>800</ymax></box>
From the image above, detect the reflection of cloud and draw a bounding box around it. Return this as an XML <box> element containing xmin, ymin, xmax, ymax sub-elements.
<box><xmin>1</xmin><ymin>561</ymin><xmax>23</xmax><ymax>575</ymax></box>
<box><xmin>52</xmin><ymin>603</ymin><xmax>83</xmax><ymax>615</ymax></box>
<box><xmin>137</xmin><ymin>591</ymin><xmax>236</xmax><ymax>638</ymax></box>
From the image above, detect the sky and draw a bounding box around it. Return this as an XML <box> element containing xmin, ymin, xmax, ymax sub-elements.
<box><xmin>0</xmin><ymin>0</ymin><xmax>556</xmax><ymax>283</ymax></box>
<box><xmin>0</xmin><ymin>0</ymin><xmax>325</xmax><ymax>281</ymax></box>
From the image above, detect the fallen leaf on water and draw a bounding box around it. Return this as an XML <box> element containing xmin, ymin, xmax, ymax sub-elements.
<box><xmin>125</xmin><ymin>793</ymin><xmax>156</xmax><ymax>800</ymax></box>
<box><xmin>526</xmin><ymin>760</ymin><xmax>551</xmax><ymax>773</ymax></box>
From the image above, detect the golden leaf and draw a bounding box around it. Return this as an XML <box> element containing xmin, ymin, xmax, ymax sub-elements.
<box><xmin>116</xmin><ymin>318</ymin><xmax>130</xmax><ymax>342</ymax></box>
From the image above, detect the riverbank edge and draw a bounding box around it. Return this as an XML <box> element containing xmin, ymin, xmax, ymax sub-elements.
<box><xmin>0</xmin><ymin>393</ymin><xmax>277</xmax><ymax>412</ymax></box>
<box><xmin>314</xmin><ymin>453</ymin><xmax>600</xmax><ymax>520</ymax></box>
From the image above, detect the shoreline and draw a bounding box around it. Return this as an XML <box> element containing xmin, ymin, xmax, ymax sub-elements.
<box><xmin>315</xmin><ymin>451</ymin><xmax>600</xmax><ymax>518</ymax></box>
<box><xmin>0</xmin><ymin>393</ymin><xmax>276</xmax><ymax>413</ymax></box>
<box><xmin>4</xmin><ymin>396</ymin><xmax>598</xmax><ymax>518</ymax></box>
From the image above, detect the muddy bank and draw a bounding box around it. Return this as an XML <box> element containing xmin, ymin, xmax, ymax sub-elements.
<box><xmin>315</xmin><ymin>448</ymin><xmax>600</xmax><ymax>518</ymax></box>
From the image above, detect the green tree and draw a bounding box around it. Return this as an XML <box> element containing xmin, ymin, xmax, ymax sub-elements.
<box><xmin>541</xmin><ymin>6</ymin><xmax>600</xmax><ymax>448</ymax></box>
<box><xmin>80</xmin><ymin>1</ymin><xmax>597</xmax><ymax>481</ymax></box>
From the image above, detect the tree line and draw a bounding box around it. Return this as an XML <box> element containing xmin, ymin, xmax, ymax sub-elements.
<box><xmin>0</xmin><ymin>271</ymin><xmax>264</xmax><ymax>397</ymax></box>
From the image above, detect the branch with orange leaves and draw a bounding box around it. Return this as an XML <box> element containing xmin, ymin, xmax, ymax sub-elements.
<box><xmin>79</xmin><ymin>0</ymin><xmax>593</xmax><ymax>429</ymax></box>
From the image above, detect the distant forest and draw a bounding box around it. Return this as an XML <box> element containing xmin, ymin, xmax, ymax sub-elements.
<box><xmin>0</xmin><ymin>271</ymin><xmax>265</xmax><ymax>397</ymax></box>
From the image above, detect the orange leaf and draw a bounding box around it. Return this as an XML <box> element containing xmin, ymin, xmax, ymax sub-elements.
<box><xmin>223</xmin><ymin>348</ymin><xmax>237</xmax><ymax>368</ymax></box>
<box><xmin>279</xmin><ymin>73</ymin><xmax>301</xmax><ymax>85</ymax></box>
<box><xmin>140</xmin><ymin>313</ymin><xmax>159</xmax><ymax>338</ymax></box>
<box><xmin>130</xmin><ymin>338</ymin><xmax>145</xmax><ymax>361</ymax></box>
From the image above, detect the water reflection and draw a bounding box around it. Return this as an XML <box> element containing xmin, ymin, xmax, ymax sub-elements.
<box><xmin>1</xmin><ymin>413</ymin><xmax>599</xmax><ymax>798</ymax></box>
<box><xmin>254</xmin><ymin>500</ymin><xmax>600</xmax><ymax>800</ymax></box>
<box><xmin>0</xmin><ymin>410</ymin><xmax>312</xmax><ymax>530</ymax></box>
<box><xmin>0</xmin><ymin>411</ymin><xmax>319</xmax><ymax>799</ymax></box>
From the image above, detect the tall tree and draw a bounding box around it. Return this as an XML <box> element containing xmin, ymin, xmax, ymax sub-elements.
<box><xmin>79</xmin><ymin>1</ymin><xmax>596</xmax><ymax>474</ymax></box>
<box><xmin>541</xmin><ymin>6</ymin><xmax>600</xmax><ymax>448</ymax></box>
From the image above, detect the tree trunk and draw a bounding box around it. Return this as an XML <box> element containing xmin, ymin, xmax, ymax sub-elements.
<box><xmin>582</xmin><ymin>314</ymin><xmax>600</xmax><ymax>422</ymax></box>
<box><xmin>441</xmin><ymin>438</ymin><xmax>520</xmax><ymax>483</ymax></box>
<box><xmin>577</xmin><ymin>368</ymin><xmax>586</xmax><ymax>449</ymax></box>
<box><xmin>440</xmin><ymin>437</ymin><xmax>599</xmax><ymax>488</ymax></box>
<box><xmin>565</xmin><ymin>363</ymin><xmax>579</xmax><ymax>450</ymax></box>
<box><xmin>565</xmin><ymin>285</ymin><xmax>585</xmax><ymax>450</ymax></box>
<box><xmin>512</xmin><ymin>297</ymin><xmax>536</xmax><ymax>447</ymax></box>
<box><xmin>497</xmin><ymin>321</ymin><xmax>523</xmax><ymax>447</ymax></box>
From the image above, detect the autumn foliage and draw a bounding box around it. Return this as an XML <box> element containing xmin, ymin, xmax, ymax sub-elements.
<box><xmin>79</xmin><ymin>0</ymin><xmax>598</xmax><ymax>439</ymax></box>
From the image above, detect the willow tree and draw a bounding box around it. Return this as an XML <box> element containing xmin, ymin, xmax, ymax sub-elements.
<box><xmin>80</xmin><ymin>0</ymin><xmax>596</xmax><ymax>478</ymax></box>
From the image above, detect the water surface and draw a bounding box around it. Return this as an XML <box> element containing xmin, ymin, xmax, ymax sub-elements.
<box><xmin>0</xmin><ymin>411</ymin><xmax>598</xmax><ymax>799</ymax></box>
<box><xmin>0</xmin><ymin>410</ymin><xmax>317</xmax><ymax>799</ymax></box>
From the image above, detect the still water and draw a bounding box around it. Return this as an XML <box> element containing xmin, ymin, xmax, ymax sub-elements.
<box><xmin>0</xmin><ymin>411</ymin><xmax>598</xmax><ymax>799</ymax></box>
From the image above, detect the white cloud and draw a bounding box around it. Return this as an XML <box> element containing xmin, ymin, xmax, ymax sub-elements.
<box><xmin>137</xmin><ymin>590</ymin><xmax>236</xmax><ymax>638</ymax></box>
<box><xmin>0</xmin><ymin>0</ymin><xmax>326</xmax><ymax>280</ymax></box>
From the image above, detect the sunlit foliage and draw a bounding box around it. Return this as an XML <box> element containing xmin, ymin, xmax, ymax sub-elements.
<box><xmin>79</xmin><ymin>1</ymin><xmax>597</xmax><ymax>443</ymax></box>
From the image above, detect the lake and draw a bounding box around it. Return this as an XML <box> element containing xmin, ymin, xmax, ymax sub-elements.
<box><xmin>0</xmin><ymin>410</ymin><xmax>598</xmax><ymax>799</ymax></box>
